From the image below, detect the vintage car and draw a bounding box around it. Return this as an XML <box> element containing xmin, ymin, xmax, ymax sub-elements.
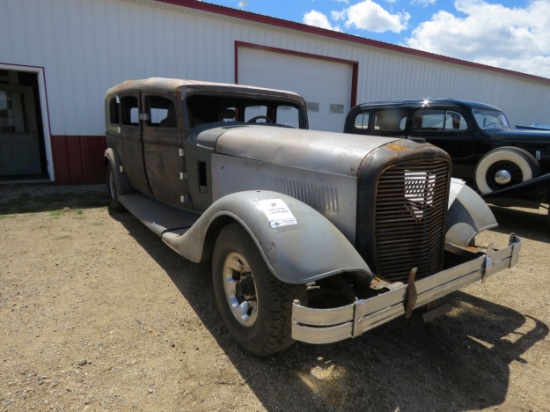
<box><xmin>104</xmin><ymin>79</ymin><xmax>521</xmax><ymax>356</ymax></box>
<box><xmin>344</xmin><ymin>99</ymin><xmax>550</xmax><ymax>213</ymax></box>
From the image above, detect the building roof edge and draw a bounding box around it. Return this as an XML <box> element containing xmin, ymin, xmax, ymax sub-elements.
<box><xmin>155</xmin><ymin>0</ymin><xmax>550</xmax><ymax>84</ymax></box>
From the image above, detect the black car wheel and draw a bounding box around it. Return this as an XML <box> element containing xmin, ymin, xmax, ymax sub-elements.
<box><xmin>212</xmin><ymin>222</ymin><xmax>305</xmax><ymax>356</ymax></box>
<box><xmin>106</xmin><ymin>162</ymin><xmax>125</xmax><ymax>212</ymax></box>
<box><xmin>474</xmin><ymin>147</ymin><xmax>540</xmax><ymax>194</ymax></box>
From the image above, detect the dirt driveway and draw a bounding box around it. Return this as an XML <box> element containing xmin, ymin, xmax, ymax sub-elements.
<box><xmin>1</xmin><ymin>184</ymin><xmax>549</xmax><ymax>412</ymax></box>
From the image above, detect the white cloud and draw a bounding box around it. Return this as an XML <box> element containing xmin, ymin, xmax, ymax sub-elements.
<box><xmin>411</xmin><ymin>0</ymin><xmax>436</xmax><ymax>6</ymax></box>
<box><xmin>405</xmin><ymin>0</ymin><xmax>550</xmax><ymax>78</ymax></box>
<box><xmin>303</xmin><ymin>10</ymin><xmax>341</xmax><ymax>31</ymax></box>
<box><xmin>336</xmin><ymin>0</ymin><xmax>410</xmax><ymax>33</ymax></box>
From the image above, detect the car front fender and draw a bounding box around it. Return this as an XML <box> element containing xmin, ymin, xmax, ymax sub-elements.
<box><xmin>162</xmin><ymin>190</ymin><xmax>373</xmax><ymax>284</ymax></box>
<box><xmin>446</xmin><ymin>180</ymin><xmax>498</xmax><ymax>246</ymax></box>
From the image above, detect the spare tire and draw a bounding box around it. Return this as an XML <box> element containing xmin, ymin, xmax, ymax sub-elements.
<box><xmin>474</xmin><ymin>147</ymin><xmax>540</xmax><ymax>194</ymax></box>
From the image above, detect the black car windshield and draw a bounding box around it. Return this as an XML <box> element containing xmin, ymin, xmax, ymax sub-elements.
<box><xmin>472</xmin><ymin>109</ymin><xmax>511</xmax><ymax>130</ymax></box>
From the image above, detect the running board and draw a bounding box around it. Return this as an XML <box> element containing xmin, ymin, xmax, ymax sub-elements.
<box><xmin>119</xmin><ymin>193</ymin><xmax>198</xmax><ymax>237</ymax></box>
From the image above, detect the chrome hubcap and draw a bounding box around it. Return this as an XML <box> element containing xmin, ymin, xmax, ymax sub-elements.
<box><xmin>494</xmin><ymin>169</ymin><xmax>512</xmax><ymax>185</ymax></box>
<box><xmin>222</xmin><ymin>252</ymin><xmax>258</xmax><ymax>326</ymax></box>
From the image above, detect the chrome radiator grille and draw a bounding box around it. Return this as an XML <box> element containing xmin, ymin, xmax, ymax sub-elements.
<box><xmin>374</xmin><ymin>159</ymin><xmax>450</xmax><ymax>282</ymax></box>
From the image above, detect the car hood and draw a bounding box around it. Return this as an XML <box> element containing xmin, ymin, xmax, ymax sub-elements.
<box><xmin>196</xmin><ymin>125</ymin><xmax>407</xmax><ymax>178</ymax></box>
<box><xmin>489</xmin><ymin>129</ymin><xmax>550</xmax><ymax>145</ymax></box>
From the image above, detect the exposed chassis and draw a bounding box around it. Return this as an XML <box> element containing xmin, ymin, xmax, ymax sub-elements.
<box><xmin>292</xmin><ymin>234</ymin><xmax>522</xmax><ymax>344</ymax></box>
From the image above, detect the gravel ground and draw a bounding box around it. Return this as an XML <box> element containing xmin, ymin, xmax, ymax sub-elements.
<box><xmin>0</xmin><ymin>184</ymin><xmax>549</xmax><ymax>411</ymax></box>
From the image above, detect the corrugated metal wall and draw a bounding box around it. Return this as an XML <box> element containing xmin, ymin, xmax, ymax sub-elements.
<box><xmin>1</xmin><ymin>0</ymin><xmax>549</xmax><ymax>182</ymax></box>
<box><xmin>354</xmin><ymin>51</ymin><xmax>550</xmax><ymax>126</ymax></box>
<box><xmin>50</xmin><ymin>136</ymin><xmax>106</xmax><ymax>184</ymax></box>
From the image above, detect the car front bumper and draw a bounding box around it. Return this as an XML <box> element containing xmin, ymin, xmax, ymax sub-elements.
<box><xmin>291</xmin><ymin>233</ymin><xmax>522</xmax><ymax>344</ymax></box>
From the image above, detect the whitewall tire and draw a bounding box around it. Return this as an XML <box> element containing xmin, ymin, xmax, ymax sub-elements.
<box><xmin>474</xmin><ymin>147</ymin><xmax>540</xmax><ymax>194</ymax></box>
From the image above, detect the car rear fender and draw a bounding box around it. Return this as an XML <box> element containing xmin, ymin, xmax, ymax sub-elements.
<box><xmin>104</xmin><ymin>148</ymin><xmax>134</xmax><ymax>195</ymax></box>
<box><xmin>161</xmin><ymin>190</ymin><xmax>373</xmax><ymax>284</ymax></box>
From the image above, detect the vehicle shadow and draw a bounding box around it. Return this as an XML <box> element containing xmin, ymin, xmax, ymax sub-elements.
<box><xmin>489</xmin><ymin>205</ymin><xmax>549</xmax><ymax>242</ymax></box>
<box><xmin>0</xmin><ymin>184</ymin><xmax>107</xmax><ymax>215</ymax></box>
<box><xmin>112</xmin><ymin>210</ymin><xmax>549</xmax><ymax>412</ymax></box>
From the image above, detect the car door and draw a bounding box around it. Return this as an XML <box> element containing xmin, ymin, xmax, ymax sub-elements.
<box><xmin>116</xmin><ymin>92</ymin><xmax>151</xmax><ymax>195</ymax></box>
<box><xmin>409</xmin><ymin>107</ymin><xmax>479</xmax><ymax>177</ymax></box>
<box><xmin>141</xmin><ymin>93</ymin><xmax>190</xmax><ymax>207</ymax></box>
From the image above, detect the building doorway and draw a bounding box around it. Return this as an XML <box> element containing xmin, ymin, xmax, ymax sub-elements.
<box><xmin>0</xmin><ymin>68</ymin><xmax>50</xmax><ymax>182</ymax></box>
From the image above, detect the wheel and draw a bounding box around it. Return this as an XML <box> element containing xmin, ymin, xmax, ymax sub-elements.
<box><xmin>212</xmin><ymin>223</ymin><xmax>305</xmax><ymax>356</ymax></box>
<box><xmin>247</xmin><ymin>115</ymin><xmax>272</xmax><ymax>124</ymax></box>
<box><xmin>106</xmin><ymin>162</ymin><xmax>125</xmax><ymax>211</ymax></box>
<box><xmin>474</xmin><ymin>147</ymin><xmax>540</xmax><ymax>194</ymax></box>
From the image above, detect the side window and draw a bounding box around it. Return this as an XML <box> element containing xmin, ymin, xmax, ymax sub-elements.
<box><xmin>109</xmin><ymin>97</ymin><xmax>119</xmax><ymax>125</ymax></box>
<box><xmin>145</xmin><ymin>96</ymin><xmax>176</xmax><ymax>128</ymax></box>
<box><xmin>276</xmin><ymin>105</ymin><xmax>299</xmax><ymax>128</ymax></box>
<box><xmin>120</xmin><ymin>96</ymin><xmax>139</xmax><ymax>126</ymax></box>
<box><xmin>412</xmin><ymin>110</ymin><xmax>445</xmax><ymax>130</ymax></box>
<box><xmin>444</xmin><ymin>110</ymin><xmax>468</xmax><ymax>130</ymax></box>
<box><xmin>217</xmin><ymin>107</ymin><xmax>237</xmax><ymax>123</ymax></box>
<box><xmin>244</xmin><ymin>105</ymin><xmax>268</xmax><ymax>122</ymax></box>
<box><xmin>354</xmin><ymin>113</ymin><xmax>370</xmax><ymax>130</ymax></box>
<box><xmin>374</xmin><ymin>110</ymin><xmax>407</xmax><ymax>131</ymax></box>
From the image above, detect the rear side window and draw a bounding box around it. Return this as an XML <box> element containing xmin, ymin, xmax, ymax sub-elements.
<box><xmin>354</xmin><ymin>113</ymin><xmax>370</xmax><ymax>130</ymax></box>
<box><xmin>120</xmin><ymin>96</ymin><xmax>139</xmax><ymax>126</ymax></box>
<box><xmin>374</xmin><ymin>110</ymin><xmax>407</xmax><ymax>131</ymax></box>
<box><xmin>109</xmin><ymin>97</ymin><xmax>119</xmax><ymax>125</ymax></box>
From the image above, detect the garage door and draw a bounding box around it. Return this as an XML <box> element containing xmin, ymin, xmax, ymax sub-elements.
<box><xmin>238</xmin><ymin>47</ymin><xmax>353</xmax><ymax>132</ymax></box>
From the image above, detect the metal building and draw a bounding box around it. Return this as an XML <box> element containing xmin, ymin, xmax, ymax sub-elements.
<box><xmin>1</xmin><ymin>0</ymin><xmax>549</xmax><ymax>184</ymax></box>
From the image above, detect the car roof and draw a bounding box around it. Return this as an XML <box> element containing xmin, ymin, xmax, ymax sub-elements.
<box><xmin>105</xmin><ymin>77</ymin><xmax>303</xmax><ymax>100</ymax></box>
<box><xmin>354</xmin><ymin>98</ymin><xmax>501</xmax><ymax>111</ymax></box>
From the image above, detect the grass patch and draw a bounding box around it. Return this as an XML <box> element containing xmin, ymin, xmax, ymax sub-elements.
<box><xmin>49</xmin><ymin>210</ymin><xmax>62</xmax><ymax>218</ymax></box>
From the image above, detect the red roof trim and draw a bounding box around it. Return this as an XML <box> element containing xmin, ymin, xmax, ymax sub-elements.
<box><xmin>156</xmin><ymin>0</ymin><xmax>550</xmax><ymax>84</ymax></box>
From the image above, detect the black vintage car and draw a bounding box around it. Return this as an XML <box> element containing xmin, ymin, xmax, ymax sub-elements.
<box><xmin>344</xmin><ymin>99</ymin><xmax>550</xmax><ymax>211</ymax></box>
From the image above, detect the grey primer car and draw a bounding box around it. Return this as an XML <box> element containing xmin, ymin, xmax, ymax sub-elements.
<box><xmin>104</xmin><ymin>79</ymin><xmax>521</xmax><ymax>356</ymax></box>
<box><xmin>344</xmin><ymin>99</ymin><xmax>550</xmax><ymax>214</ymax></box>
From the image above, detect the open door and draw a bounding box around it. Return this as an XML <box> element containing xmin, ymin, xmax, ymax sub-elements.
<box><xmin>0</xmin><ymin>83</ymin><xmax>41</xmax><ymax>176</ymax></box>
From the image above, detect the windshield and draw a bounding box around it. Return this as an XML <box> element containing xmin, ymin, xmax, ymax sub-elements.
<box><xmin>185</xmin><ymin>94</ymin><xmax>304</xmax><ymax>129</ymax></box>
<box><xmin>472</xmin><ymin>109</ymin><xmax>511</xmax><ymax>130</ymax></box>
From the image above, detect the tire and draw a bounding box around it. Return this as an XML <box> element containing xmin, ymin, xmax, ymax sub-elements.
<box><xmin>212</xmin><ymin>223</ymin><xmax>305</xmax><ymax>356</ymax></box>
<box><xmin>106</xmin><ymin>162</ymin><xmax>125</xmax><ymax>212</ymax></box>
<box><xmin>474</xmin><ymin>147</ymin><xmax>540</xmax><ymax>194</ymax></box>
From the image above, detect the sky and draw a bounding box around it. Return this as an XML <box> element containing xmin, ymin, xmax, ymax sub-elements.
<box><xmin>201</xmin><ymin>0</ymin><xmax>550</xmax><ymax>79</ymax></box>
